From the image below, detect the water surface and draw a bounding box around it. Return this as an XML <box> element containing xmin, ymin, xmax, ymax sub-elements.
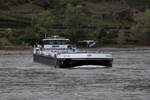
<box><xmin>0</xmin><ymin>50</ymin><xmax>150</xmax><ymax>100</ymax></box>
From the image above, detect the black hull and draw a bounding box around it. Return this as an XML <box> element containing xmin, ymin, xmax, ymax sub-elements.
<box><xmin>33</xmin><ymin>54</ymin><xmax>113</xmax><ymax>68</ymax></box>
<box><xmin>33</xmin><ymin>54</ymin><xmax>57</xmax><ymax>67</ymax></box>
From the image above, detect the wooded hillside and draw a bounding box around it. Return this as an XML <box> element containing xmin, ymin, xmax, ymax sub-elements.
<box><xmin>0</xmin><ymin>0</ymin><xmax>150</xmax><ymax>46</ymax></box>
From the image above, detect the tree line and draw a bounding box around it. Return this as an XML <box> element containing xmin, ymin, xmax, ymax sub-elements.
<box><xmin>0</xmin><ymin>0</ymin><xmax>150</xmax><ymax>46</ymax></box>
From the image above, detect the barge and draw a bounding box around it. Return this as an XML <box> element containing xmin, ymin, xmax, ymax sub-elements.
<box><xmin>33</xmin><ymin>36</ymin><xmax>113</xmax><ymax>68</ymax></box>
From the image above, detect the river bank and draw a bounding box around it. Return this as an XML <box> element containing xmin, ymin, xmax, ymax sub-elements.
<box><xmin>0</xmin><ymin>46</ymin><xmax>32</xmax><ymax>54</ymax></box>
<box><xmin>0</xmin><ymin>50</ymin><xmax>32</xmax><ymax>54</ymax></box>
<box><xmin>0</xmin><ymin>46</ymin><xmax>150</xmax><ymax>54</ymax></box>
<box><xmin>83</xmin><ymin>46</ymin><xmax>150</xmax><ymax>51</ymax></box>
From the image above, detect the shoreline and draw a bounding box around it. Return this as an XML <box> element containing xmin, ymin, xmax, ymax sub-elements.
<box><xmin>0</xmin><ymin>46</ymin><xmax>32</xmax><ymax>54</ymax></box>
<box><xmin>0</xmin><ymin>50</ymin><xmax>33</xmax><ymax>55</ymax></box>
<box><xmin>83</xmin><ymin>46</ymin><xmax>150</xmax><ymax>51</ymax></box>
<box><xmin>0</xmin><ymin>46</ymin><xmax>150</xmax><ymax>54</ymax></box>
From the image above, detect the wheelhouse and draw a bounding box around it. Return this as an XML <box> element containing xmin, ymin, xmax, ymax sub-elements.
<box><xmin>42</xmin><ymin>36</ymin><xmax>71</xmax><ymax>49</ymax></box>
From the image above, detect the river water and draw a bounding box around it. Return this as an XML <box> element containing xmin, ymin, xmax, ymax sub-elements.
<box><xmin>0</xmin><ymin>50</ymin><xmax>150</xmax><ymax>100</ymax></box>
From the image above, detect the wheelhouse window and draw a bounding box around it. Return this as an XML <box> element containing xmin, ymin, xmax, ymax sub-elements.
<box><xmin>43</xmin><ymin>40</ymin><xmax>70</xmax><ymax>45</ymax></box>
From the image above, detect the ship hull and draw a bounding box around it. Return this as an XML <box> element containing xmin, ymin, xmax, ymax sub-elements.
<box><xmin>33</xmin><ymin>54</ymin><xmax>113</xmax><ymax>68</ymax></box>
<box><xmin>33</xmin><ymin>54</ymin><xmax>57</xmax><ymax>66</ymax></box>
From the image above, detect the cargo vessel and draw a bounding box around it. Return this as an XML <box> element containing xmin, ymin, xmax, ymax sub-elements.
<box><xmin>33</xmin><ymin>36</ymin><xmax>113</xmax><ymax>68</ymax></box>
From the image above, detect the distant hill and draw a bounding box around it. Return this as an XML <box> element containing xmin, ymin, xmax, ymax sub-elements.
<box><xmin>0</xmin><ymin>0</ymin><xmax>150</xmax><ymax>9</ymax></box>
<box><xmin>0</xmin><ymin>0</ymin><xmax>150</xmax><ymax>30</ymax></box>
<box><xmin>0</xmin><ymin>0</ymin><xmax>150</xmax><ymax>46</ymax></box>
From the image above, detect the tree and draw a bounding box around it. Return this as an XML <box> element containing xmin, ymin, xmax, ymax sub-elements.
<box><xmin>29</xmin><ymin>2</ymin><xmax>93</xmax><ymax>44</ymax></box>
<box><xmin>117</xmin><ymin>29</ymin><xmax>126</xmax><ymax>45</ymax></box>
<box><xmin>63</xmin><ymin>4</ymin><xmax>90</xmax><ymax>42</ymax></box>
<box><xmin>31</xmin><ymin>10</ymin><xmax>60</xmax><ymax>39</ymax></box>
<box><xmin>131</xmin><ymin>9</ymin><xmax>150</xmax><ymax>45</ymax></box>
<box><xmin>0</xmin><ymin>28</ymin><xmax>13</xmax><ymax>46</ymax></box>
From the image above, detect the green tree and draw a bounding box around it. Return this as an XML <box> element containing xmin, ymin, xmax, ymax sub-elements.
<box><xmin>5</xmin><ymin>28</ymin><xmax>13</xmax><ymax>40</ymax></box>
<box><xmin>0</xmin><ymin>28</ymin><xmax>13</xmax><ymax>46</ymax></box>
<box><xmin>117</xmin><ymin>30</ymin><xmax>126</xmax><ymax>45</ymax></box>
<box><xmin>29</xmin><ymin>2</ymin><xmax>92</xmax><ymax>44</ymax></box>
<box><xmin>131</xmin><ymin>9</ymin><xmax>150</xmax><ymax>45</ymax></box>
<box><xmin>0</xmin><ymin>38</ymin><xmax>11</xmax><ymax>46</ymax></box>
<box><xmin>63</xmin><ymin>4</ymin><xmax>90</xmax><ymax>42</ymax></box>
<box><xmin>31</xmin><ymin>10</ymin><xmax>59</xmax><ymax>39</ymax></box>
